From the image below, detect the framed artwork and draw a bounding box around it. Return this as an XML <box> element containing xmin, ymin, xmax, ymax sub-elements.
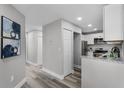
<box><xmin>1</xmin><ymin>38</ymin><xmax>20</xmax><ymax>58</ymax></box>
<box><xmin>1</xmin><ymin>16</ymin><xmax>21</xmax><ymax>40</ymax></box>
<box><xmin>1</xmin><ymin>16</ymin><xmax>21</xmax><ymax>59</ymax></box>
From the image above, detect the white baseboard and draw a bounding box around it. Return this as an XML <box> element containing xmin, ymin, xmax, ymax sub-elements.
<box><xmin>15</xmin><ymin>77</ymin><xmax>27</xmax><ymax>88</ymax></box>
<box><xmin>72</xmin><ymin>70</ymin><xmax>74</xmax><ymax>74</ymax></box>
<box><xmin>26</xmin><ymin>60</ymin><xmax>39</xmax><ymax>66</ymax></box>
<box><xmin>74</xmin><ymin>65</ymin><xmax>81</xmax><ymax>69</ymax></box>
<box><xmin>42</xmin><ymin>67</ymin><xmax>64</xmax><ymax>80</ymax></box>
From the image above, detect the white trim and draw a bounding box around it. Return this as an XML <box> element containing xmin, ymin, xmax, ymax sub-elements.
<box><xmin>74</xmin><ymin>64</ymin><xmax>81</xmax><ymax>69</ymax></box>
<box><xmin>36</xmin><ymin>63</ymin><xmax>42</xmax><ymax>66</ymax></box>
<box><xmin>26</xmin><ymin>60</ymin><xmax>39</xmax><ymax>66</ymax></box>
<box><xmin>42</xmin><ymin>67</ymin><xmax>64</xmax><ymax>80</ymax></box>
<box><xmin>72</xmin><ymin>70</ymin><xmax>74</xmax><ymax>74</ymax></box>
<box><xmin>15</xmin><ymin>77</ymin><xmax>27</xmax><ymax>88</ymax></box>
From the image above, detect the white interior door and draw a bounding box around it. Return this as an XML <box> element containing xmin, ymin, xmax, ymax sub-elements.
<box><xmin>63</xmin><ymin>29</ymin><xmax>73</xmax><ymax>76</ymax></box>
<box><xmin>26</xmin><ymin>32</ymin><xmax>35</xmax><ymax>63</ymax></box>
<box><xmin>37</xmin><ymin>36</ymin><xmax>43</xmax><ymax>65</ymax></box>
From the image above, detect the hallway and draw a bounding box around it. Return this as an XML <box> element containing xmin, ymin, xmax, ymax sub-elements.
<box><xmin>22</xmin><ymin>63</ymin><xmax>81</xmax><ymax>88</ymax></box>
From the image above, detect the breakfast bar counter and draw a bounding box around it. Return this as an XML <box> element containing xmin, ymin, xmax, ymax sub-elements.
<box><xmin>81</xmin><ymin>56</ymin><xmax>124</xmax><ymax>88</ymax></box>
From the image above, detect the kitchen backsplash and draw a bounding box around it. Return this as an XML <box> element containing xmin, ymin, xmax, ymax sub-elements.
<box><xmin>87</xmin><ymin>44</ymin><xmax>122</xmax><ymax>58</ymax></box>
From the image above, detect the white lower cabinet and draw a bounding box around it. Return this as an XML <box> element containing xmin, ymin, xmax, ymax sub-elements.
<box><xmin>82</xmin><ymin>58</ymin><xmax>124</xmax><ymax>88</ymax></box>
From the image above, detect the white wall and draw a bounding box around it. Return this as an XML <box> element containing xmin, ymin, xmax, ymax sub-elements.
<box><xmin>43</xmin><ymin>20</ymin><xmax>64</xmax><ymax>76</ymax></box>
<box><xmin>0</xmin><ymin>4</ymin><xmax>25</xmax><ymax>88</ymax></box>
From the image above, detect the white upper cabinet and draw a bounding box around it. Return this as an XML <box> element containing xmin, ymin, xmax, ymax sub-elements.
<box><xmin>104</xmin><ymin>5</ymin><xmax>124</xmax><ymax>41</ymax></box>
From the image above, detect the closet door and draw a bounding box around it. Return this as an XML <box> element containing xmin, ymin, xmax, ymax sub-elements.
<box><xmin>63</xmin><ymin>29</ymin><xmax>73</xmax><ymax>76</ymax></box>
<box><xmin>37</xmin><ymin>35</ymin><xmax>43</xmax><ymax>65</ymax></box>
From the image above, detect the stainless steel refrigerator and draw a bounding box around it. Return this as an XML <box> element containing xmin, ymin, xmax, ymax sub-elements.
<box><xmin>82</xmin><ymin>41</ymin><xmax>88</xmax><ymax>56</ymax></box>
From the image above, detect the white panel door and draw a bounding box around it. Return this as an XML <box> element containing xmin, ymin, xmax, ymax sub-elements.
<box><xmin>37</xmin><ymin>36</ymin><xmax>43</xmax><ymax>65</ymax></box>
<box><xmin>63</xmin><ymin>29</ymin><xmax>73</xmax><ymax>76</ymax></box>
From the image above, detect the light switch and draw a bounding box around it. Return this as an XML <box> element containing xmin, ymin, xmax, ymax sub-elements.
<box><xmin>10</xmin><ymin>75</ymin><xmax>14</xmax><ymax>82</ymax></box>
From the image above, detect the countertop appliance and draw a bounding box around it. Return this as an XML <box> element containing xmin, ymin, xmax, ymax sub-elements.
<box><xmin>93</xmin><ymin>48</ymin><xmax>108</xmax><ymax>57</ymax></box>
<box><xmin>82</xmin><ymin>41</ymin><xmax>88</xmax><ymax>56</ymax></box>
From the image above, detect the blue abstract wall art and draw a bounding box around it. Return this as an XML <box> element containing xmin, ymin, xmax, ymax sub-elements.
<box><xmin>1</xmin><ymin>16</ymin><xmax>21</xmax><ymax>59</ymax></box>
<box><xmin>1</xmin><ymin>38</ymin><xmax>20</xmax><ymax>58</ymax></box>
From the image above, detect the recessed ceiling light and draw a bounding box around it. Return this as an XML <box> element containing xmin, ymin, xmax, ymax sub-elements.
<box><xmin>77</xmin><ymin>17</ymin><xmax>82</xmax><ymax>21</ymax></box>
<box><xmin>88</xmin><ymin>24</ymin><xmax>92</xmax><ymax>27</ymax></box>
<box><xmin>93</xmin><ymin>28</ymin><xmax>98</xmax><ymax>31</ymax></box>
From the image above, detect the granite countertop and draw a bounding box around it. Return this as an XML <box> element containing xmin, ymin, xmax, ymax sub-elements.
<box><xmin>82</xmin><ymin>56</ymin><xmax>124</xmax><ymax>64</ymax></box>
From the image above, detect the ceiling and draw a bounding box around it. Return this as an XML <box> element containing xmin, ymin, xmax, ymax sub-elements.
<box><xmin>13</xmin><ymin>4</ymin><xmax>105</xmax><ymax>32</ymax></box>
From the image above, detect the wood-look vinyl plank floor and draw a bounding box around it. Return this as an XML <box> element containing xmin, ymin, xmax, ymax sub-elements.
<box><xmin>22</xmin><ymin>63</ymin><xmax>81</xmax><ymax>88</ymax></box>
